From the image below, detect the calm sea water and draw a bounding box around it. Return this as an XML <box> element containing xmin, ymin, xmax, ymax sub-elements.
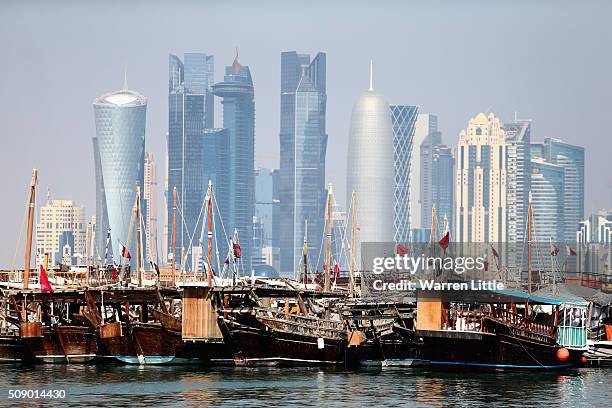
<box><xmin>0</xmin><ymin>365</ymin><xmax>610</xmax><ymax>407</ymax></box>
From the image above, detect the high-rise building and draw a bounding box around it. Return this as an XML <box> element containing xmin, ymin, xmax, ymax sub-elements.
<box><xmin>412</xmin><ymin>113</ymin><xmax>438</xmax><ymax>229</ymax></box>
<box><xmin>279</xmin><ymin>51</ymin><xmax>327</xmax><ymax>274</ymax></box>
<box><xmin>93</xmin><ymin>137</ymin><xmax>111</xmax><ymax>262</ymax></box>
<box><xmin>544</xmin><ymin>138</ymin><xmax>585</xmax><ymax>242</ymax></box>
<box><xmin>455</xmin><ymin>112</ymin><xmax>507</xmax><ymax>244</ymax></box>
<box><xmin>430</xmin><ymin>144</ymin><xmax>454</xmax><ymax>236</ymax></box>
<box><xmin>144</xmin><ymin>152</ymin><xmax>157</xmax><ymax>263</ymax></box>
<box><xmin>93</xmin><ymin>87</ymin><xmax>146</xmax><ymax>265</ymax></box>
<box><xmin>504</xmin><ymin>119</ymin><xmax>531</xmax><ymax>270</ymax></box>
<box><xmin>420</xmin><ymin>131</ymin><xmax>442</xmax><ymax>229</ymax></box>
<box><xmin>212</xmin><ymin>52</ymin><xmax>255</xmax><ymax>274</ymax></box>
<box><xmin>254</xmin><ymin>167</ymin><xmax>279</xmax><ymax>269</ymax></box>
<box><xmin>346</xmin><ymin>62</ymin><xmax>395</xmax><ymax>267</ymax></box>
<box><xmin>530</xmin><ymin>157</ymin><xmax>565</xmax><ymax>270</ymax></box>
<box><xmin>36</xmin><ymin>200</ymin><xmax>86</xmax><ymax>266</ymax></box>
<box><xmin>390</xmin><ymin>105</ymin><xmax>418</xmax><ymax>244</ymax></box>
<box><xmin>167</xmin><ymin>53</ymin><xmax>214</xmax><ymax>269</ymax></box>
<box><xmin>576</xmin><ymin>211</ymin><xmax>612</xmax><ymax>276</ymax></box>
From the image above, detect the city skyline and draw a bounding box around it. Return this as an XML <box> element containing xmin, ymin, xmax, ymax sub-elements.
<box><xmin>2</xmin><ymin>1</ymin><xmax>612</xmax><ymax>267</ymax></box>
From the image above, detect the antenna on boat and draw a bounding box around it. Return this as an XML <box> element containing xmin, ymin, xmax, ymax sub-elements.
<box><xmin>205</xmin><ymin>180</ymin><xmax>214</xmax><ymax>287</ymax></box>
<box><xmin>527</xmin><ymin>191</ymin><xmax>533</xmax><ymax>294</ymax></box>
<box><xmin>302</xmin><ymin>220</ymin><xmax>308</xmax><ymax>285</ymax></box>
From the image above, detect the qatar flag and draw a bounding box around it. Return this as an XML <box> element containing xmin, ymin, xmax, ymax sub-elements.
<box><xmin>438</xmin><ymin>232</ymin><xmax>450</xmax><ymax>250</ymax></box>
<box><xmin>333</xmin><ymin>262</ymin><xmax>340</xmax><ymax>277</ymax></box>
<box><xmin>121</xmin><ymin>244</ymin><xmax>131</xmax><ymax>260</ymax></box>
<box><xmin>233</xmin><ymin>243</ymin><xmax>242</xmax><ymax>258</ymax></box>
<box><xmin>396</xmin><ymin>244</ymin><xmax>408</xmax><ymax>257</ymax></box>
<box><xmin>39</xmin><ymin>265</ymin><xmax>54</xmax><ymax>293</ymax></box>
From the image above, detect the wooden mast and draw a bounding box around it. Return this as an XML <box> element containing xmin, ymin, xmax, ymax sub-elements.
<box><xmin>206</xmin><ymin>180</ymin><xmax>213</xmax><ymax>287</ymax></box>
<box><xmin>349</xmin><ymin>191</ymin><xmax>357</xmax><ymax>297</ymax></box>
<box><xmin>136</xmin><ymin>185</ymin><xmax>143</xmax><ymax>287</ymax></box>
<box><xmin>23</xmin><ymin>169</ymin><xmax>37</xmax><ymax>290</ymax></box>
<box><xmin>120</xmin><ymin>193</ymin><xmax>137</xmax><ymax>283</ymax></box>
<box><xmin>302</xmin><ymin>220</ymin><xmax>308</xmax><ymax>285</ymax></box>
<box><xmin>171</xmin><ymin>186</ymin><xmax>177</xmax><ymax>285</ymax></box>
<box><xmin>324</xmin><ymin>184</ymin><xmax>333</xmax><ymax>292</ymax></box>
<box><xmin>527</xmin><ymin>191</ymin><xmax>533</xmax><ymax>294</ymax></box>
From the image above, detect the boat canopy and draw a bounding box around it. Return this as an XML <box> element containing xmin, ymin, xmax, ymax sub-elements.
<box><xmin>533</xmin><ymin>284</ymin><xmax>611</xmax><ymax>307</ymax></box>
<box><xmin>417</xmin><ymin>286</ymin><xmax>589</xmax><ymax>306</ymax></box>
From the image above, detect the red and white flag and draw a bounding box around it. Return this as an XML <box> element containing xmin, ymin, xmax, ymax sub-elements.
<box><xmin>121</xmin><ymin>244</ymin><xmax>131</xmax><ymax>260</ymax></box>
<box><xmin>233</xmin><ymin>242</ymin><xmax>242</xmax><ymax>258</ymax></box>
<box><xmin>333</xmin><ymin>262</ymin><xmax>340</xmax><ymax>277</ymax></box>
<box><xmin>396</xmin><ymin>244</ymin><xmax>408</xmax><ymax>257</ymax></box>
<box><xmin>39</xmin><ymin>264</ymin><xmax>54</xmax><ymax>293</ymax></box>
<box><xmin>438</xmin><ymin>232</ymin><xmax>449</xmax><ymax>250</ymax></box>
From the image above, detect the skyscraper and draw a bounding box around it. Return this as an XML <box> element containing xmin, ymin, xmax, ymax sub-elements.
<box><xmin>430</xmin><ymin>143</ymin><xmax>454</xmax><ymax>236</ymax></box>
<box><xmin>212</xmin><ymin>52</ymin><xmax>255</xmax><ymax>274</ymax></box>
<box><xmin>390</xmin><ymin>105</ymin><xmax>418</xmax><ymax>244</ymax></box>
<box><xmin>544</xmin><ymin>138</ymin><xmax>585</xmax><ymax>242</ymax></box>
<box><xmin>530</xmin><ymin>157</ymin><xmax>565</xmax><ymax>269</ymax></box>
<box><xmin>455</xmin><ymin>112</ymin><xmax>507</xmax><ymax>244</ymax></box>
<box><xmin>412</xmin><ymin>113</ymin><xmax>438</xmax><ymax>229</ymax></box>
<box><xmin>144</xmin><ymin>151</ymin><xmax>157</xmax><ymax>263</ymax></box>
<box><xmin>93</xmin><ymin>87</ymin><xmax>146</xmax><ymax>264</ymax></box>
<box><xmin>279</xmin><ymin>51</ymin><xmax>327</xmax><ymax>274</ymax></box>
<box><xmin>346</xmin><ymin>62</ymin><xmax>395</xmax><ymax>266</ymax></box>
<box><xmin>420</xmin><ymin>130</ymin><xmax>442</xmax><ymax>229</ymax></box>
<box><xmin>36</xmin><ymin>200</ymin><xmax>86</xmax><ymax>266</ymax></box>
<box><xmin>167</xmin><ymin>53</ymin><xmax>214</xmax><ymax>269</ymax></box>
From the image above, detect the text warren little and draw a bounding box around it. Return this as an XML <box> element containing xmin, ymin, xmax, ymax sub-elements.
<box><xmin>372</xmin><ymin>279</ymin><xmax>505</xmax><ymax>291</ymax></box>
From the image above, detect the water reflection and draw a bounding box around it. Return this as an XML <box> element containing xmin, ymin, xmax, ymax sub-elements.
<box><xmin>0</xmin><ymin>365</ymin><xmax>609</xmax><ymax>407</ymax></box>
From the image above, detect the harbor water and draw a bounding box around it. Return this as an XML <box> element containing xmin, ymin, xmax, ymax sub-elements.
<box><xmin>0</xmin><ymin>365</ymin><xmax>610</xmax><ymax>407</ymax></box>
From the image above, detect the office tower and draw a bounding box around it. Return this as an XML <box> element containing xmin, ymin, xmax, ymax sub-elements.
<box><xmin>430</xmin><ymin>144</ymin><xmax>454</xmax><ymax>236</ymax></box>
<box><xmin>412</xmin><ymin>113</ymin><xmax>438</xmax><ymax>228</ymax></box>
<box><xmin>504</xmin><ymin>120</ymin><xmax>531</xmax><ymax>270</ymax></box>
<box><xmin>420</xmin><ymin>131</ymin><xmax>442</xmax><ymax>229</ymax></box>
<box><xmin>530</xmin><ymin>157</ymin><xmax>565</xmax><ymax>269</ymax></box>
<box><xmin>254</xmin><ymin>167</ymin><xmax>279</xmax><ymax>269</ymax></box>
<box><xmin>93</xmin><ymin>87</ymin><xmax>146</xmax><ymax>265</ymax></box>
<box><xmin>201</xmin><ymin>128</ymin><xmax>230</xmax><ymax>270</ymax></box>
<box><xmin>212</xmin><ymin>52</ymin><xmax>255</xmax><ymax>274</ymax></box>
<box><xmin>455</xmin><ymin>112</ymin><xmax>507</xmax><ymax>244</ymax></box>
<box><xmin>346</xmin><ymin>62</ymin><xmax>395</xmax><ymax>268</ymax></box>
<box><xmin>390</xmin><ymin>105</ymin><xmax>418</xmax><ymax>243</ymax></box>
<box><xmin>279</xmin><ymin>51</ymin><xmax>327</xmax><ymax>274</ymax></box>
<box><xmin>36</xmin><ymin>200</ymin><xmax>86</xmax><ymax>266</ymax></box>
<box><xmin>144</xmin><ymin>152</ymin><xmax>157</xmax><ymax>263</ymax></box>
<box><xmin>544</xmin><ymin>138</ymin><xmax>585</xmax><ymax>242</ymax></box>
<box><xmin>167</xmin><ymin>53</ymin><xmax>214</xmax><ymax>269</ymax></box>
<box><xmin>576</xmin><ymin>211</ymin><xmax>612</xmax><ymax>276</ymax></box>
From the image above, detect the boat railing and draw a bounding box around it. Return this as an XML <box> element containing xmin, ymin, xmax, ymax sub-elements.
<box><xmin>254</xmin><ymin>307</ymin><xmax>346</xmax><ymax>338</ymax></box>
<box><xmin>488</xmin><ymin>306</ymin><xmax>555</xmax><ymax>337</ymax></box>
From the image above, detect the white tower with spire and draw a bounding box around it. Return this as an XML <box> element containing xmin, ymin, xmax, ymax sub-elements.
<box><xmin>346</xmin><ymin>61</ymin><xmax>395</xmax><ymax>268</ymax></box>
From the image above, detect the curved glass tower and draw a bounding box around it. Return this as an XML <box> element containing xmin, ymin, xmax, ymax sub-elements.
<box><xmin>346</xmin><ymin>64</ymin><xmax>395</xmax><ymax>260</ymax></box>
<box><xmin>93</xmin><ymin>89</ymin><xmax>146</xmax><ymax>264</ymax></box>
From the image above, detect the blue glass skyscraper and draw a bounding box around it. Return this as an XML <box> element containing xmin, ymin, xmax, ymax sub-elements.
<box><xmin>279</xmin><ymin>51</ymin><xmax>327</xmax><ymax>274</ymax></box>
<box><xmin>544</xmin><ymin>138</ymin><xmax>584</xmax><ymax>242</ymax></box>
<box><xmin>390</xmin><ymin>105</ymin><xmax>418</xmax><ymax>244</ymax></box>
<box><xmin>93</xmin><ymin>88</ymin><xmax>147</xmax><ymax>265</ymax></box>
<box><xmin>431</xmin><ymin>144</ymin><xmax>454</xmax><ymax>236</ymax></box>
<box><xmin>212</xmin><ymin>53</ymin><xmax>255</xmax><ymax>274</ymax></box>
<box><xmin>167</xmin><ymin>53</ymin><xmax>214</xmax><ymax>268</ymax></box>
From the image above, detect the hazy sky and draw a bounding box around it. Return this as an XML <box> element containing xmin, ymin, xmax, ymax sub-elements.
<box><xmin>1</xmin><ymin>0</ymin><xmax>611</xmax><ymax>267</ymax></box>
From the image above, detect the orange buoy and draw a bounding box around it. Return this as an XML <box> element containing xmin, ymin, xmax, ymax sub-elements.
<box><xmin>557</xmin><ymin>347</ymin><xmax>570</xmax><ymax>362</ymax></box>
<box><xmin>580</xmin><ymin>356</ymin><xmax>588</xmax><ymax>365</ymax></box>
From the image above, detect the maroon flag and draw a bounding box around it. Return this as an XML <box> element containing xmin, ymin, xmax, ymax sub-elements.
<box><xmin>438</xmin><ymin>232</ymin><xmax>449</xmax><ymax>250</ymax></box>
<box><xmin>491</xmin><ymin>245</ymin><xmax>499</xmax><ymax>259</ymax></box>
<box><xmin>396</xmin><ymin>244</ymin><xmax>408</xmax><ymax>256</ymax></box>
<box><xmin>233</xmin><ymin>242</ymin><xmax>241</xmax><ymax>258</ymax></box>
<box><xmin>333</xmin><ymin>262</ymin><xmax>340</xmax><ymax>277</ymax></box>
<box><xmin>484</xmin><ymin>260</ymin><xmax>490</xmax><ymax>271</ymax></box>
<box><xmin>39</xmin><ymin>265</ymin><xmax>54</xmax><ymax>293</ymax></box>
<box><xmin>111</xmin><ymin>266</ymin><xmax>118</xmax><ymax>281</ymax></box>
<box><xmin>224</xmin><ymin>256</ymin><xmax>230</xmax><ymax>265</ymax></box>
<box><xmin>550</xmin><ymin>244</ymin><xmax>560</xmax><ymax>256</ymax></box>
<box><xmin>121</xmin><ymin>244</ymin><xmax>131</xmax><ymax>260</ymax></box>
<box><xmin>566</xmin><ymin>245</ymin><xmax>577</xmax><ymax>256</ymax></box>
